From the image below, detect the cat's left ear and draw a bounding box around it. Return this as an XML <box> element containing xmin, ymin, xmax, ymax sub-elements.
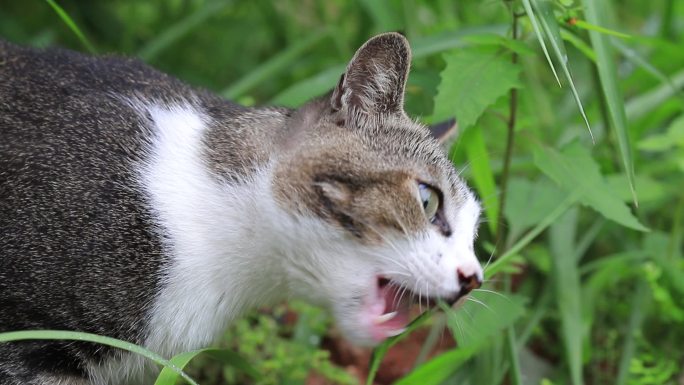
<box><xmin>331</xmin><ymin>32</ymin><xmax>410</xmax><ymax>116</ymax></box>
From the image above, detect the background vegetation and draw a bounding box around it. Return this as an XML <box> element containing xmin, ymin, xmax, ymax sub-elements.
<box><xmin>1</xmin><ymin>0</ymin><xmax>682</xmax><ymax>384</ymax></box>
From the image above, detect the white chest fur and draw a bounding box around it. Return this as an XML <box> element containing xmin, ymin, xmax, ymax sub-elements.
<box><xmin>88</xmin><ymin>102</ymin><xmax>288</xmax><ymax>384</ymax></box>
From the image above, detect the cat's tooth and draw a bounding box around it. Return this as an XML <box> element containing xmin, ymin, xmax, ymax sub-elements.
<box><xmin>374</xmin><ymin>311</ymin><xmax>398</xmax><ymax>324</ymax></box>
<box><xmin>386</xmin><ymin>328</ymin><xmax>406</xmax><ymax>337</ymax></box>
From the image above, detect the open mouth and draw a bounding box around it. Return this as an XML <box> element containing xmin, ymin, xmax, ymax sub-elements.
<box><xmin>365</xmin><ymin>276</ymin><xmax>469</xmax><ymax>342</ymax></box>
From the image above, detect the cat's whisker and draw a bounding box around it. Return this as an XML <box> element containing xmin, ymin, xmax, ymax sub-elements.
<box><xmin>472</xmin><ymin>288</ymin><xmax>509</xmax><ymax>300</ymax></box>
<box><xmin>482</xmin><ymin>247</ymin><xmax>496</xmax><ymax>271</ymax></box>
<box><xmin>466</xmin><ymin>297</ymin><xmax>494</xmax><ymax>313</ymax></box>
<box><xmin>397</xmin><ymin>284</ymin><xmax>410</xmax><ymax>308</ymax></box>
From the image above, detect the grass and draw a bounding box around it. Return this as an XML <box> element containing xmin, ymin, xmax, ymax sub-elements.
<box><xmin>1</xmin><ymin>1</ymin><xmax>683</xmax><ymax>384</ymax></box>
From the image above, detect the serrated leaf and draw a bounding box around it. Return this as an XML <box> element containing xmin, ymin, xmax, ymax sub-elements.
<box><xmin>533</xmin><ymin>141</ymin><xmax>648</xmax><ymax>231</ymax></box>
<box><xmin>433</xmin><ymin>47</ymin><xmax>521</xmax><ymax>128</ymax></box>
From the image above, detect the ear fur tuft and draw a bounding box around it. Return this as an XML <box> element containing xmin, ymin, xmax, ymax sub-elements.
<box><xmin>331</xmin><ymin>32</ymin><xmax>411</xmax><ymax>117</ymax></box>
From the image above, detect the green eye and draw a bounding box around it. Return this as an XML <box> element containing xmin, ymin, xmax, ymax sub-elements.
<box><xmin>418</xmin><ymin>183</ymin><xmax>440</xmax><ymax>221</ymax></box>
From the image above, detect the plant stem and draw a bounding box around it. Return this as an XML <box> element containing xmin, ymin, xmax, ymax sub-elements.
<box><xmin>494</xmin><ymin>8</ymin><xmax>520</xmax><ymax>251</ymax></box>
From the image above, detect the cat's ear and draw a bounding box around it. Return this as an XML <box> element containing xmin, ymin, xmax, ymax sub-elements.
<box><xmin>331</xmin><ymin>32</ymin><xmax>410</xmax><ymax>116</ymax></box>
<box><xmin>429</xmin><ymin>118</ymin><xmax>458</xmax><ymax>144</ymax></box>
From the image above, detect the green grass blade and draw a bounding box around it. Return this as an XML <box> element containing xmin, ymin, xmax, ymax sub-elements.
<box><xmin>560</xmin><ymin>29</ymin><xmax>596</xmax><ymax>62</ymax></box>
<box><xmin>486</xmin><ymin>190</ymin><xmax>580</xmax><ymax>276</ymax></box>
<box><xmin>137</xmin><ymin>0</ymin><xmax>231</xmax><ymax>61</ymax></box>
<box><xmin>613</xmin><ymin>38</ymin><xmax>680</xmax><ymax>97</ymax></box>
<box><xmin>532</xmin><ymin>0</ymin><xmax>593</xmax><ymax>141</ymax></box>
<box><xmin>154</xmin><ymin>348</ymin><xmax>259</xmax><ymax>385</ymax></box>
<box><xmin>359</xmin><ymin>0</ymin><xmax>402</xmax><ymax>32</ymax></box>
<box><xmin>616</xmin><ymin>281</ymin><xmax>649</xmax><ymax>385</ymax></box>
<box><xmin>393</xmin><ymin>346</ymin><xmax>478</xmax><ymax>385</ymax></box>
<box><xmin>626</xmin><ymin>68</ymin><xmax>684</xmax><ymax>121</ymax></box>
<box><xmin>581</xmin><ymin>0</ymin><xmax>638</xmax><ymax>205</ymax></box>
<box><xmin>221</xmin><ymin>30</ymin><xmax>332</xmax><ymax>99</ymax></box>
<box><xmin>521</xmin><ymin>0</ymin><xmax>560</xmax><ymax>85</ymax></box>
<box><xmin>366</xmin><ymin>310</ymin><xmax>434</xmax><ymax>385</ymax></box>
<box><xmin>45</xmin><ymin>0</ymin><xmax>96</xmax><ymax>53</ymax></box>
<box><xmin>506</xmin><ymin>328</ymin><xmax>523</xmax><ymax>385</ymax></box>
<box><xmin>0</xmin><ymin>330</ymin><xmax>197</xmax><ymax>385</ymax></box>
<box><xmin>573</xmin><ymin>20</ymin><xmax>632</xmax><ymax>39</ymax></box>
<box><xmin>550</xmin><ymin>208</ymin><xmax>584</xmax><ymax>385</ymax></box>
<box><xmin>272</xmin><ymin>65</ymin><xmax>345</xmax><ymax>107</ymax></box>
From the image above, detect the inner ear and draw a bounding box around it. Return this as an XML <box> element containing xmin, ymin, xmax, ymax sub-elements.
<box><xmin>331</xmin><ymin>32</ymin><xmax>411</xmax><ymax>116</ymax></box>
<box><xmin>429</xmin><ymin>118</ymin><xmax>458</xmax><ymax>144</ymax></box>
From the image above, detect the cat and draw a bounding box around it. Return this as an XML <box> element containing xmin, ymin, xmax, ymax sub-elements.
<box><xmin>0</xmin><ymin>32</ymin><xmax>483</xmax><ymax>384</ymax></box>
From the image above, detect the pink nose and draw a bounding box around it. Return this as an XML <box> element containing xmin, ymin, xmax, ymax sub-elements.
<box><xmin>457</xmin><ymin>268</ymin><xmax>482</xmax><ymax>296</ymax></box>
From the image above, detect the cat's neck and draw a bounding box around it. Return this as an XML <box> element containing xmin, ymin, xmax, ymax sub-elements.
<box><xmin>138</xmin><ymin>102</ymin><xmax>291</xmax><ymax>355</ymax></box>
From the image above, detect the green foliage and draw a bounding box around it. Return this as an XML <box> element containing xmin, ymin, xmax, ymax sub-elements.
<box><xmin>2</xmin><ymin>1</ymin><xmax>683</xmax><ymax>384</ymax></box>
<box><xmin>209</xmin><ymin>303</ymin><xmax>358</xmax><ymax>385</ymax></box>
<box><xmin>433</xmin><ymin>45</ymin><xmax>522</xmax><ymax>127</ymax></box>
<box><xmin>0</xmin><ymin>330</ymin><xmax>197</xmax><ymax>384</ymax></box>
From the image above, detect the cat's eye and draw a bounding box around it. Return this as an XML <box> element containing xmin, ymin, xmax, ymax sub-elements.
<box><xmin>418</xmin><ymin>183</ymin><xmax>440</xmax><ymax>221</ymax></box>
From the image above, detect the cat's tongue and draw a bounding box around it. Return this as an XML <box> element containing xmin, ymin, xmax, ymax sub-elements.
<box><xmin>367</xmin><ymin>279</ymin><xmax>412</xmax><ymax>342</ymax></box>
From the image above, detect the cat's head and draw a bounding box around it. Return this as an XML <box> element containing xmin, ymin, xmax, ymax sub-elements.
<box><xmin>271</xmin><ymin>33</ymin><xmax>483</xmax><ymax>345</ymax></box>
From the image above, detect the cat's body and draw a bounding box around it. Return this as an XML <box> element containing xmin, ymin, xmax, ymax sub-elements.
<box><xmin>0</xmin><ymin>34</ymin><xmax>483</xmax><ymax>384</ymax></box>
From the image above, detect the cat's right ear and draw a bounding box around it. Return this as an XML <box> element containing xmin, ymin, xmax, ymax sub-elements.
<box><xmin>429</xmin><ymin>118</ymin><xmax>458</xmax><ymax>144</ymax></box>
<box><xmin>331</xmin><ymin>32</ymin><xmax>411</xmax><ymax>118</ymax></box>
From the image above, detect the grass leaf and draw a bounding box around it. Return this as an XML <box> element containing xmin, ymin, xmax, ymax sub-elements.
<box><xmin>531</xmin><ymin>0</ymin><xmax>593</xmax><ymax>140</ymax></box>
<box><xmin>573</xmin><ymin>20</ymin><xmax>632</xmax><ymax>39</ymax></box>
<box><xmin>616</xmin><ymin>281</ymin><xmax>649</xmax><ymax>385</ymax></box>
<box><xmin>137</xmin><ymin>0</ymin><xmax>232</xmax><ymax>61</ymax></box>
<box><xmin>581</xmin><ymin>0</ymin><xmax>637</xmax><ymax>205</ymax></box>
<box><xmin>550</xmin><ymin>208</ymin><xmax>584</xmax><ymax>385</ymax></box>
<box><xmin>393</xmin><ymin>346</ymin><xmax>478</xmax><ymax>385</ymax></box>
<box><xmin>521</xmin><ymin>0</ymin><xmax>560</xmax><ymax>85</ymax></box>
<box><xmin>0</xmin><ymin>330</ymin><xmax>197</xmax><ymax>385</ymax></box>
<box><xmin>154</xmin><ymin>348</ymin><xmax>259</xmax><ymax>385</ymax></box>
<box><xmin>45</xmin><ymin>0</ymin><xmax>96</xmax><ymax>53</ymax></box>
<box><xmin>221</xmin><ymin>30</ymin><xmax>332</xmax><ymax>99</ymax></box>
<box><xmin>365</xmin><ymin>310</ymin><xmax>434</xmax><ymax>385</ymax></box>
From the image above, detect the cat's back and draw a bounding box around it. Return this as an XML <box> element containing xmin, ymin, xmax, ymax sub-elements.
<box><xmin>0</xmin><ymin>41</ymin><xmax>185</xmax><ymax>346</ymax></box>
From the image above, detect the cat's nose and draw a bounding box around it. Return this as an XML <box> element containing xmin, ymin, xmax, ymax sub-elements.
<box><xmin>457</xmin><ymin>268</ymin><xmax>482</xmax><ymax>297</ymax></box>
